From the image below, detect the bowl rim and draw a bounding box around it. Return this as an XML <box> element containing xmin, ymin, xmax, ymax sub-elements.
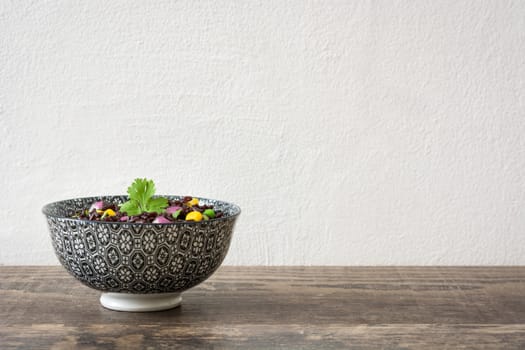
<box><xmin>42</xmin><ymin>194</ymin><xmax>241</xmax><ymax>226</ymax></box>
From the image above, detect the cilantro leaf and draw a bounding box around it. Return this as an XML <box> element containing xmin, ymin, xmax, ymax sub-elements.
<box><xmin>119</xmin><ymin>200</ymin><xmax>141</xmax><ymax>216</ymax></box>
<box><xmin>146</xmin><ymin>197</ymin><xmax>169</xmax><ymax>214</ymax></box>
<box><xmin>119</xmin><ymin>178</ymin><xmax>168</xmax><ymax>215</ymax></box>
<box><xmin>127</xmin><ymin>178</ymin><xmax>156</xmax><ymax>206</ymax></box>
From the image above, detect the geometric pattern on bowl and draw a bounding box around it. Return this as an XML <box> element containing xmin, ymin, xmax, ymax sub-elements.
<box><xmin>43</xmin><ymin>195</ymin><xmax>240</xmax><ymax>294</ymax></box>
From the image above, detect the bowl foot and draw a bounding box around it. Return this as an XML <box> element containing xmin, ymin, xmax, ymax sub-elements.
<box><xmin>100</xmin><ymin>292</ymin><xmax>182</xmax><ymax>312</ymax></box>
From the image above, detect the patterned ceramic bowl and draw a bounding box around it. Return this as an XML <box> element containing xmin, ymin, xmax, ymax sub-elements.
<box><xmin>42</xmin><ymin>195</ymin><xmax>240</xmax><ymax>312</ymax></box>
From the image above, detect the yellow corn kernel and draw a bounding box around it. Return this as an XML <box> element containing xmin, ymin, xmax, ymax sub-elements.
<box><xmin>103</xmin><ymin>209</ymin><xmax>116</xmax><ymax>217</ymax></box>
<box><xmin>96</xmin><ymin>209</ymin><xmax>104</xmax><ymax>214</ymax></box>
<box><xmin>185</xmin><ymin>211</ymin><xmax>203</xmax><ymax>222</ymax></box>
<box><xmin>188</xmin><ymin>198</ymin><xmax>199</xmax><ymax>206</ymax></box>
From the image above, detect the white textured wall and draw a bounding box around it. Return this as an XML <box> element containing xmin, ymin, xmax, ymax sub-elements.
<box><xmin>1</xmin><ymin>1</ymin><xmax>524</xmax><ymax>265</ymax></box>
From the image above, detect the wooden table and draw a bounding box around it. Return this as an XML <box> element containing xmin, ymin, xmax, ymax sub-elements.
<box><xmin>1</xmin><ymin>267</ymin><xmax>525</xmax><ymax>349</ymax></box>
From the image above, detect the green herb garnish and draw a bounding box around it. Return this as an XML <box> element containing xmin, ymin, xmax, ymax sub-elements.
<box><xmin>119</xmin><ymin>178</ymin><xmax>168</xmax><ymax>216</ymax></box>
<box><xmin>172</xmin><ymin>209</ymin><xmax>182</xmax><ymax>219</ymax></box>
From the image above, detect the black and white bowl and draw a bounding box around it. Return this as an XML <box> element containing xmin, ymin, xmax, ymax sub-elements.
<box><xmin>42</xmin><ymin>195</ymin><xmax>240</xmax><ymax>312</ymax></box>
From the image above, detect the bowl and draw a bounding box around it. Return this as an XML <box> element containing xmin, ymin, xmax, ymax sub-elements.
<box><xmin>42</xmin><ymin>195</ymin><xmax>240</xmax><ymax>312</ymax></box>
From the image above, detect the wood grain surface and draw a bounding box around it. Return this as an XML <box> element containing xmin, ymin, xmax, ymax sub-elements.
<box><xmin>1</xmin><ymin>266</ymin><xmax>525</xmax><ymax>349</ymax></box>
